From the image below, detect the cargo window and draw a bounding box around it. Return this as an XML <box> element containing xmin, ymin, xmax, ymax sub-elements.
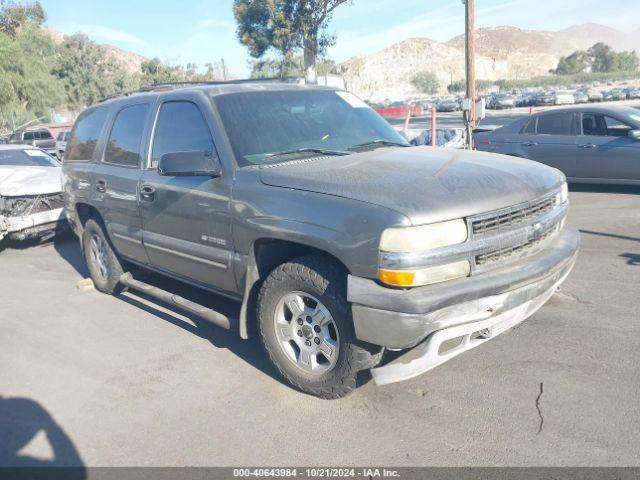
<box><xmin>150</xmin><ymin>101</ymin><xmax>215</xmax><ymax>168</ymax></box>
<box><xmin>23</xmin><ymin>132</ymin><xmax>34</xmax><ymax>141</ymax></box>
<box><xmin>536</xmin><ymin>113</ymin><xmax>573</xmax><ymax>135</ymax></box>
<box><xmin>104</xmin><ymin>103</ymin><xmax>149</xmax><ymax>168</ymax></box>
<box><xmin>66</xmin><ymin>107</ymin><xmax>109</xmax><ymax>161</ymax></box>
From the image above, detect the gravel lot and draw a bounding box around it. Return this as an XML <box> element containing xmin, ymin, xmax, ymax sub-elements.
<box><xmin>1</xmin><ymin>185</ymin><xmax>639</xmax><ymax>467</ymax></box>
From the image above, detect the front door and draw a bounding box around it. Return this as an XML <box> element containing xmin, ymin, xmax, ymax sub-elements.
<box><xmin>139</xmin><ymin>97</ymin><xmax>235</xmax><ymax>293</ymax></box>
<box><xmin>575</xmin><ymin>112</ymin><xmax>640</xmax><ymax>181</ymax></box>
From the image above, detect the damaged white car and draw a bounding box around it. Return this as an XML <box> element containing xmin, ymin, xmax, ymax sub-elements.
<box><xmin>0</xmin><ymin>145</ymin><xmax>65</xmax><ymax>244</ymax></box>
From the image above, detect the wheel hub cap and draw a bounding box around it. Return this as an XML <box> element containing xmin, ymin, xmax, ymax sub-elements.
<box><xmin>273</xmin><ymin>292</ymin><xmax>340</xmax><ymax>375</ymax></box>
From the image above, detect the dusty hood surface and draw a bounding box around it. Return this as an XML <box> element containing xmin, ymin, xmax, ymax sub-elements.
<box><xmin>259</xmin><ymin>146</ymin><xmax>564</xmax><ymax>225</ymax></box>
<box><xmin>0</xmin><ymin>166</ymin><xmax>63</xmax><ymax>197</ymax></box>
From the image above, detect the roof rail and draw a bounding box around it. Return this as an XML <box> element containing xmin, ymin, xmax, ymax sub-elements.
<box><xmin>98</xmin><ymin>77</ymin><xmax>298</xmax><ymax>103</ymax></box>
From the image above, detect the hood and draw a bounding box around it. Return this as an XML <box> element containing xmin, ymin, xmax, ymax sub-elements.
<box><xmin>259</xmin><ymin>146</ymin><xmax>564</xmax><ymax>225</ymax></box>
<box><xmin>0</xmin><ymin>166</ymin><xmax>63</xmax><ymax>197</ymax></box>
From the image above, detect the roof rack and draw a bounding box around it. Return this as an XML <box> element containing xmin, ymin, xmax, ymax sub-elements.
<box><xmin>98</xmin><ymin>77</ymin><xmax>297</xmax><ymax>103</ymax></box>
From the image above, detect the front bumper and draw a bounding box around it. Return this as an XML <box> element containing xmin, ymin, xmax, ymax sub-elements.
<box><xmin>348</xmin><ymin>227</ymin><xmax>579</xmax><ymax>383</ymax></box>
<box><xmin>0</xmin><ymin>208</ymin><xmax>65</xmax><ymax>241</ymax></box>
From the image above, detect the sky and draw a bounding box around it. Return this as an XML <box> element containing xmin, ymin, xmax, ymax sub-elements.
<box><xmin>40</xmin><ymin>0</ymin><xmax>640</xmax><ymax>78</ymax></box>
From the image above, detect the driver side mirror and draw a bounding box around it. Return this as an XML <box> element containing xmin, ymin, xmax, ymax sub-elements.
<box><xmin>158</xmin><ymin>150</ymin><xmax>221</xmax><ymax>177</ymax></box>
<box><xmin>628</xmin><ymin>129</ymin><xmax>640</xmax><ymax>140</ymax></box>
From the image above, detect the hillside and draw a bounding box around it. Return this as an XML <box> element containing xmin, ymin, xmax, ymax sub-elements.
<box><xmin>340</xmin><ymin>23</ymin><xmax>640</xmax><ymax>101</ymax></box>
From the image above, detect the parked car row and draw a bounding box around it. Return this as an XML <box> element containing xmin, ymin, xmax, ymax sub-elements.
<box><xmin>485</xmin><ymin>86</ymin><xmax>640</xmax><ymax>110</ymax></box>
<box><xmin>6</xmin><ymin>126</ymin><xmax>71</xmax><ymax>159</ymax></box>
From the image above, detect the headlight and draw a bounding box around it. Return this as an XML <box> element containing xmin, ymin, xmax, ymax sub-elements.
<box><xmin>556</xmin><ymin>182</ymin><xmax>568</xmax><ymax>205</ymax></box>
<box><xmin>379</xmin><ymin>219</ymin><xmax>469</xmax><ymax>287</ymax></box>
<box><xmin>379</xmin><ymin>261</ymin><xmax>471</xmax><ymax>287</ymax></box>
<box><xmin>380</xmin><ymin>219</ymin><xmax>467</xmax><ymax>253</ymax></box>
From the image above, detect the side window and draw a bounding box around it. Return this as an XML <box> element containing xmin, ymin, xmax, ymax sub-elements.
<box><xmin>604</xmin><ymin>116</ymin><xmax>632</xmax><ymax>137</ymax></box>
<box><xmin>23</xmin><ymin>132</ymin><xmax>34</xmax><ymax>141</ymax></box>
<box><xmin>151</xmin><ymin>101</ymin><xmax>215</xmax><ymax>167</ymax></box>
<box><xmin>536</xmin><ymin>113</ymin><xmax>573</xmax><ymax>135</ymax></box>
<box><xmin>66</xmin><ymin>107</ymin><xmax>109</xmax><ymax>161</ymax></box>
<box><xmin>522</xmin><ymin>118</ymin><xmax>536</xmax><ymax>134</ymax></box>
<box><xmin>581</xmin><ymin>113</ymin><xmax>606</xmax><ymax>136</ymax></box>
<box><xmin>40</xmin><ymin>130</ymin><xmax>53</xmax><ymax>139</ymax></box>
<box><xmin>104</xmin><ymin>103</ymin><xmax>149</xmax><ymax>167</ymax></box>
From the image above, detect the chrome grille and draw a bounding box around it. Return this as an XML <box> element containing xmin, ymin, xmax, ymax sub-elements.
<box><xmin>471</xmin><ymin>196</ymin><xmax>556</xmax><ymax>235</ymax></box>
<box><xmin>475</xmin><ymin>225</ymin><xmax>556</xmax><ymax>266</ymax></box>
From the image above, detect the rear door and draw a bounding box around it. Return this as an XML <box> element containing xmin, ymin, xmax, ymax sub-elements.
<box><xmin>575</xmin><ymin>112</ymin><xmax>640</xmax><ymax>181</ymax></box>
<box><xmin>62</xmin><ymin>106</ymin><xmax>110</xmax><ymax>225</ymax></box>
<box><xmin>524</xmin><ymin>112</ymin><xmax>578</xmax><ymax>176</ymax></box>
<box><xmin>92</xmin><ymin>102</ymin><xmax>151</xmax><ymax>263</ymax></box>
<box><xmin>139</xmin><ymin>94</ymin><xmax>235</xmax><ymax>293</ymax></box>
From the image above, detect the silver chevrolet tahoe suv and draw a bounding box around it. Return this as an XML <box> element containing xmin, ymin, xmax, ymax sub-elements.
<box><xmin>62</xmin><ymin>82</ymin><xmax>579</xmax><ymax>398</ymax></box>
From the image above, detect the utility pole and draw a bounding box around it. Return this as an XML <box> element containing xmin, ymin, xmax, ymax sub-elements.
<box><xmin>463</xmin><ymin>0</ymin><xmax>476</xmax><ymax>149</ymax></box>
<box><xmin>221</xmin><ymin>58</ymin><xmax>227</xmax><ymax>81</ymax></box>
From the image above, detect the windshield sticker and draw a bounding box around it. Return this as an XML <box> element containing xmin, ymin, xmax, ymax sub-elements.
<box><xmin>24</xmin><ymin>149</ymin><xmax>48</xmax><ymax>157</ymax></box>
<box><xmin>335</xmin><ymin>91</ymin><xmax>369</xmax><ymax>109</ymax></box>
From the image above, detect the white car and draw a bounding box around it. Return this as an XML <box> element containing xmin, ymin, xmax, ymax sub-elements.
<box><xmin>554</xmin><ymin>91</ymin><xmax>576</xmax><ymax>105</ymax></box>
<box><xmin>0</xmin><ymin>145</ymin><xmax>65</xmax><ymax>244</ymax></box>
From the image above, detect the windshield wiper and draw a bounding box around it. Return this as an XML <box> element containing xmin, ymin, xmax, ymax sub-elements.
<box><xmin>347</xmin><ymin>139</ymin><xmax>410</xmax><ymax>151</ymax></box>
<box><xmin>265</xmin><ymin>147</ymin><xmax>350</xmax><ymax>160</ymax></box>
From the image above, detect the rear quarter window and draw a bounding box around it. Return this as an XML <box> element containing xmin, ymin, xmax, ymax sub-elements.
<box><xmin>65</xmin><ymin>106</ymin><xmax>109</xmax><ymax>162</ymax></box>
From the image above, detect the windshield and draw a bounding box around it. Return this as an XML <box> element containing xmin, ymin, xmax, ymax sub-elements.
<box><xmin>0</xmin><ymin>149</ymin><xmax>60</xmax><ymax>167</ymax></box>
<box><xmin>213</xmin><ymin>89</ymin><xmax>408</xmax><ymax>166</ymax></box>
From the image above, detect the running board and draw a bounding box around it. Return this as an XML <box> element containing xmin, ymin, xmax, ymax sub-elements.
<box><xmin>119</xmin><ymin>273</ymin><xmax>236</xmax><ymax>330</ymax></box>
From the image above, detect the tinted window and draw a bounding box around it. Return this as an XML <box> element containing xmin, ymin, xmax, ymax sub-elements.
<box><xmin>104</xmin><ymin>104</ymin><xmax>149</xmax><ymax>167</ymax></box>
<box><xmin>581</xmin><ymin>113</ymin><xmax>605</xmax><ymax>136</ymax></box>
<box><xmin>522</xmin><ymin>118</ymin><xmax>536</xmax><ymax>134</ymax></box>
<box><xmin>536</xmin><ymin>113</ymin><xmax>574</xmax><ymax>135</ymax></box>
<box><xmin>151</xmin><ymin>101</ymin><xmax>215</xmax><ymax>167</ymax></box>
<box><xmin>39</xmin><ymin>130</ymin><xmax>53</xmax><ymax>139</ymax></box>
<box><xmin>66</xmin><ymin>107</ymin><xmax>109</xmax><ymax>161</ymax></box>
<box><xmin>23</xmin><ymin>132</ymin><xmax>34</xmax><ymax>141</ymax></box>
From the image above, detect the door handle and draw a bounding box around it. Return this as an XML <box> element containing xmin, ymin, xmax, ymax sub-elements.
<box><xmin>578</xmin><ymin>143</ymin><xmax>597</xmax><ymax>149</ymax></box>
<box><xmin>140</xmin><ymin>185</ymin><xmax>156</xmax><ymax>202</ymax></box>
<box><xmin>95</xmin><ymin>180</ymin><xmax>106</xmax><ymax>193</ymax></box>
<box><xmin>521</xmin><ymin>141</ymin><xmax>538</xmax><ymax>147</ymax></box>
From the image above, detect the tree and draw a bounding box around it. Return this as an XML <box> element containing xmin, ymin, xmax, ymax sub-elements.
<box><xmin>52</xmin><ymin>34</ymin><xmax>134</xmax><ymax>108</ymax></box>
<box><xmin>613</xmin><ymin>50</ymin><xmax>639</xmax><ymax>72</ymax></box>
<box><xmin>0</xmin><ymin>0</ymin><xmax>45</xmax><ymax>37</ymax></box>
<box><xmin>233</xmin><ymin>0</ymin><xmax>351</xmax><ymax>83</ymax></box>
<box><xmin>555</xmin><ymin>50</ymin><xmax>590</xmax><ymax>75</ymax></box>
<box><xmin>411</xmin><ymin>71</ymin><xmax>439</xmax><ymax>95</ymax></box>
<box><xmin>588</xmin><ymin>43</ymin><xmax>616</xmax><ymax>73</ymax></box>
<box><xmin>249</xmin><ymin>54</ymin><xmax>337</xmax><ymax>79</ymax></box>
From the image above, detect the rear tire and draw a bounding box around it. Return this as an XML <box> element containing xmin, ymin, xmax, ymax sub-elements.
<box><xmin>257</xmin><ymin>255</ymin><xmax>381</xmax><ymax>399</ymax></box>
<box><xmin>82</xmin><ymin>218</ymin><xmax>125</xmax><ymax>294</ymax></box>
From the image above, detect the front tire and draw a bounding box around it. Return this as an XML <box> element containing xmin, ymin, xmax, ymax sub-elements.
<box><xmin>257</xmin><ymin>255</ymin><xmax>380</xmax><ymax>399</ymax></box>
<box><xmin>82</xmin><ymin>218</ymin><xmax>125</xmax><ymax>294</ymax></box>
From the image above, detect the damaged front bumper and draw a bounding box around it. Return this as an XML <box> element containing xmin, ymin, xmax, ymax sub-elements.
<box><xmin>348</xmin><ymin>227</ymin><xmax>580</xmax><ymax>385</ymax></box>
<box><xmin>0</xmin><ymin>208</ymin><xmax>65</xmax><ymax>241</ymax></box>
